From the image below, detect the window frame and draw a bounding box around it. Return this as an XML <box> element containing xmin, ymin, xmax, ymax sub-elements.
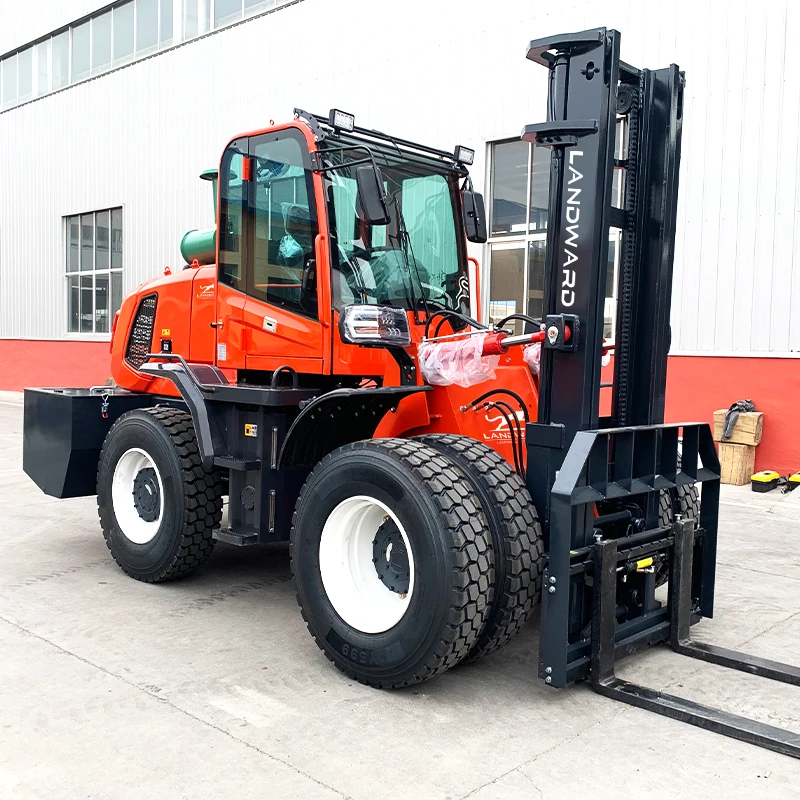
<box><xmin>65</xmin><ymin>206</ymin><xmax>124</xmax><ymax>339</ymax></box>
<box><xmin>248</xmin><ymin>128</ymin><xmax>320</xmax><ymax>318</ymax></box>
<box><xmin>485</xmin><ymin>139</ymin><xmax>548</xmax><ymax>335</ymax></box>
<box><xmin>218</xmin><ymin>127</ymin><xmax>321</xmax><ymax>320</ymax></box>
<box><xmin>484</xmin><ymin>132</ymin><xmax>624</xmax><ymax>341</ymax></box>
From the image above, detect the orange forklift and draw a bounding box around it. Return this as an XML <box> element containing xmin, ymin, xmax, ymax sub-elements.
<box><xmin>24</xmin><ymin>27</ymin><xmax>800</xmax><ymax>758</ymax></box>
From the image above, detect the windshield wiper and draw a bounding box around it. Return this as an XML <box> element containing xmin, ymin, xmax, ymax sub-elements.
<box><xmin>387</xmin><ymin>189</ymin><xmax>430</xmax><ymax>325</ymax></box>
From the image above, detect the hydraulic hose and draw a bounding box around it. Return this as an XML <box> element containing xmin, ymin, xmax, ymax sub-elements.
<box><xmin>492</xmin><ymin>399</ymin><xmax>526</xmax><ymax>480</ymax></box>
<box><xmin>467</xmin><ymin>389</ymin><xmax>530</xmax><ymax>425</ymax></box>
<box><xmin>486</xmin><ymin>401</ymin><xmax>523</xmax><ymax>479</ymax></box>
<box><xmin>494</xmin><ymin>313</ymin><xmax>543</xmax><ymax>331</ymax></box>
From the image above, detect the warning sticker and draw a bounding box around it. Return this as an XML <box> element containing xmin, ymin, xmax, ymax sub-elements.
<box><xmin>217</xmin><ymin>343</ymin><xmax>227</xmax><ymax>362</ymax></box>
<box><xmin>161</xmin><ymin>328</ymin><xmax>171</xmax><ymax>336</ymax></box>
<box><xmin>244</xmin><ymin>424</ymin><xmax>258</xmax><ymax>437</ymax></box>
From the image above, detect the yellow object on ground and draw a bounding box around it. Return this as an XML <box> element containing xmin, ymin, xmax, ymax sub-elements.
<box><xmin>751</xmin><ymin>470</ymin><xmax>780</xmax><ymax>493</ymax></box>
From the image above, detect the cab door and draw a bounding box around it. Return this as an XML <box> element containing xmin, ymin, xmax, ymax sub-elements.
<box><xmin>216</xmin><ymin>137</ymin><xmax>249</xmax><ymax>371</ymax></box>
<box><xmin>216</xmin><ymin>126</ymin><xmax>327</xmax><ymax>375</ymax></box>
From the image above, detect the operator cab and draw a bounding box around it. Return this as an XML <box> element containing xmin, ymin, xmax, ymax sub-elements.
<box><xmin>213</xmin><ymin>109</ymin><xmax>486</xmax><ymax>384</ymax></box>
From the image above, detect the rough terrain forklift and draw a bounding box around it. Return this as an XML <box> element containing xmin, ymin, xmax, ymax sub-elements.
<box><xmin>23</xmin><ymin>27</ymin><xmax>800</xmax><ymax>757</ymax></box>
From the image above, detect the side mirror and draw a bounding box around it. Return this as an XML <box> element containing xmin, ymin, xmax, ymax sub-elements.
<box><xmin>462</xmin><ymin>189</ymin><xmax>487</xmax><ymax>244</ymax></box>
<box><xmin>356</xmin><ymin>165</ymin><xmax>390</xmax><ymax>225</ymax></box>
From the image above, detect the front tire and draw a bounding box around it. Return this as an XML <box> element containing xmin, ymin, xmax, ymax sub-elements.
<box><xmin>97</xmin><ymin>407</ymin><xmax>222</xmax><ymax>582</ymax></box>
<box><xmin>414</xmin><ymin>434</ymin><xmax>543</xmax><ymax>660</ymax></box>
<box><xmin>291</xmin><ymin>439</ymin><xmax>494</xmax><ymax>688</ymax></box>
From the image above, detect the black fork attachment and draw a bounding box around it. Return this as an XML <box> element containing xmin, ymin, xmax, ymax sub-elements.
<box><xmin>524</xmin><ymin>28</ymin><xmax>800</xmax><ymax>758</ymax></box>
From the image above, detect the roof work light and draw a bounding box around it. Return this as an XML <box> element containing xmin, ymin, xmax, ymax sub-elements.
<box><xmin>329</xmin><ymin>109</ymin><xmax>356</xmax><ymax>131</ymax></box>
<box><xmin>454</xmin><ymin>145</ymin><xmax>475</xmax><ymax>165</ymax></box>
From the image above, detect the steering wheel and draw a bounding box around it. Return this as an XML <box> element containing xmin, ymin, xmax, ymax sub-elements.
<box><xmin>347</xmin><ymin>244</ymin><xmax>397</xmax><ymax>260</ymax></box>
<box><xmin>420</xmin><ymin>282</ymin><xmax>449</xmax><ymax>301</ymax></box>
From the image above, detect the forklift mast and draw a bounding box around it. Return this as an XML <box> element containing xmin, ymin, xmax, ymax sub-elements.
<box><xmin>525</xmin><ymin>27</ymin><xmax>685</xmax><ymax>526</ymax></box>
<box><xmin>525</xmin><ymin>29</ymin><xmax>800</xmax><ymax>759</ymax></box>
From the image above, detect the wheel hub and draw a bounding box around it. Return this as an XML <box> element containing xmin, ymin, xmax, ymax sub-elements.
<box><xmin>132</xmin><ymin>467</ymin><xmax>161</xmax><ymax>523</ymax></box>
<box><xmin>372</xmin><ymin>519</ymin><xmax>410</xmax><ymax>594</ymax></box>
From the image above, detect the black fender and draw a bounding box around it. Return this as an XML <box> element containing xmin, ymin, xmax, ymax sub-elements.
<box><xmin>139</xmin><ymin>358</ymin><xmax>229</xmax><ymax>469</ymax></box>
<box><xmin>279</xmin><ymin>386</ymin><xmax>431</xmax><ymax>468</ymax></box>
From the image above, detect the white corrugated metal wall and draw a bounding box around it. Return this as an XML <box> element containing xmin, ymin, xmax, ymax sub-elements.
<box><xmin>0</xmin><ymin>0</ymin><xmax>798</xmax><ymax>353</ymax></box>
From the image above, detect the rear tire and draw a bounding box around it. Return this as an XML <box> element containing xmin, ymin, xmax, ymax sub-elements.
<box><xmin>657</xmin><ymin>483</ymin><xmax>700</xmax><ymax>585</ymax></box>
<box><xmin>414</xmin><ymin>434</ymin><xmax>543</xmax><ymax>660</ymax></box>
<box><xmin>97</xmin><ymin>407</ymin><xmax>222</xmax><ymax>582</ymax></box>
<box><xmin>674</xmin><ymin>483</ymin><xmax>701</xmax><ymax>521</ymax></box>
<box><xmin>658</xmin><ymin>484</ymin><xmax>701</xmax><ymax>529</ymax></box>
<box><xmin>290</xmin><ymin>439</ymin><xmax>494</xmax><ymax>687</ymax></box>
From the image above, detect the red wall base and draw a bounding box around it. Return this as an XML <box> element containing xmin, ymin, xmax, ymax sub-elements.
<box><xmin>2</xmin><ymin>340</ymin><xmax>797</xmax><ymax>473</ymax></box>
<box><xmin>665</xmin><ymin>355</ymin><xmax>798</xmax><ymax>474</ymax></box>
<box><xmin>0</xmin><ymin>340</ymin><xmax>112</xmax><ymax>392</ymax></box>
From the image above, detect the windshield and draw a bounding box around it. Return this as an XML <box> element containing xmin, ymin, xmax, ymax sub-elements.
<box><xmin>322</xmin><ymin>146</ymin><xmax>469</xmax><ymax>314</ymax></box>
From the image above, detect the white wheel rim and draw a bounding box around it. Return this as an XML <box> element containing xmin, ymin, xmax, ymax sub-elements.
<box><xmin>319</xmin><ymin>495</ymin><xmax>415</xmax><ymax>634</ymax></box>
<box><xmin>111</xmin><ymin>447</ymin><xmax>165</xmax><ymax>545</ymax></box>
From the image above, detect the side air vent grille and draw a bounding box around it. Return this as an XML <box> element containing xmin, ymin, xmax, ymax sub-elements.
<box><xmin>125</xmin><ymin>293</ymin><xmax>158</xmax><ymax>369</ymax></box>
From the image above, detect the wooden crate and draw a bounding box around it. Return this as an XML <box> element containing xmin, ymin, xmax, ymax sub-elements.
<box><xmin>719</xmin><ymin>442</ymin><xmax>756</xmax><ymax>485</ymax></box>
<box><xmin>713</xmin><ymin>409</ymin><xmax>763</xmax><ymax>446</ymax></box>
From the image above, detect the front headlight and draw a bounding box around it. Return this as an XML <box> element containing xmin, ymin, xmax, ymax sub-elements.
<box><xmin>338</xmin><ymin>305</ymin><xmax>411</xmax><ymax>347</ymax></box>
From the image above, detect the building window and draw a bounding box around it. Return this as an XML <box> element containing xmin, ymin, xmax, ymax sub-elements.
<box><xmin>113</xmin><ymin>3</ymin><xmax>136</xmax><ymax>66</ymax></box>
<box><xmin>66</xmin><ymin>209</ymin><xmax>123</xmax><ymax>335</ymax></box>
<box><xmin>0</xmin><ymin>0</ymin><xmax>294</xmax><ymax>112</ymax></box>
<box><xmin>0</xmin><ymin>54</ymin><xmax>17</xmax><ymax>111</ymax></box>
<box><xmin>92</xmin><ymin>12</ymin><xmax>113</xmax><ymax>75</ymax></box>
<box><xmin>136</xmin><ymin>0</ymin><xmax>160</xmax><ymax>56</ymax></box>
<box><xmin>51</xmin><ymin>31</ymin><xmax>69</xmax><ymax>90</ymax></box>
<box><xmin>487</xmin><ymin>141</ymin><xmax>552</xmax><ymax>335</ymax></box>
<box><xmin>487</xmin><ymin>133</ymin><xmax>623</xmax><ymax>339</ymax></box>
<box><xmin>72</xmin><ymin>22</ymin><xmax>91</xmax><ymax>83</ymax></box>
<box><xmin>36</xmin><ymin>40</ymin><xmax>50</xmax><ymax>96</ymax></box>
<box><xmin>17</xmin><ymin>48</ymin><xmax>33</xmax><ymax>103</ymax></box>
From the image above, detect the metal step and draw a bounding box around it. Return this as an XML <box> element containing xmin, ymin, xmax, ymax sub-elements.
<box><xmin>214</xmin><ymin>456</ymin><xmax>261</xmax><ymax>471</ymax></box>
<box><xmin>213</xmin><ymin>528</ymin><xmax>259</xmax><ymax>546</ymax></box>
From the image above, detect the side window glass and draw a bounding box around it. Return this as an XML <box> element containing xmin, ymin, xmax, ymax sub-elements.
<box><xmin>402</xmin><ymin>174</ymin><xmax>460</xmax><ymax>306</ymax></box>
<box><xmin>251</xmin><ymin>133</ymin><xmax>319</xmax><ymax>317</ymax></box>
<box><xmin>219</xmin><ymin>142</ymin><xmax>246</xmax><ymax>291</ymax></box>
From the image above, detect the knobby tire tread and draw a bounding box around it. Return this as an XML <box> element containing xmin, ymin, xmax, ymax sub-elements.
<box><xmin>290</xmin><ymin>438</ymin><xmax>494</xmax><ymax>688</ymax></box>
<box><xmin>98</xmin><ymin>407</ymin><xmax>222</xmax><ymax>582</ymax></box>
<box><xmin>415</xmin><ymin>434</ymin><xmax>544</xmax><ymax>660</ymax></box>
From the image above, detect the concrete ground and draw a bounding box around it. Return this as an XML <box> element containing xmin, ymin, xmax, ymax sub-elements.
<box><xmin>1</xmin><ymin>390</ymin><xmax>799</xmax><ymax>799</ymax></box>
